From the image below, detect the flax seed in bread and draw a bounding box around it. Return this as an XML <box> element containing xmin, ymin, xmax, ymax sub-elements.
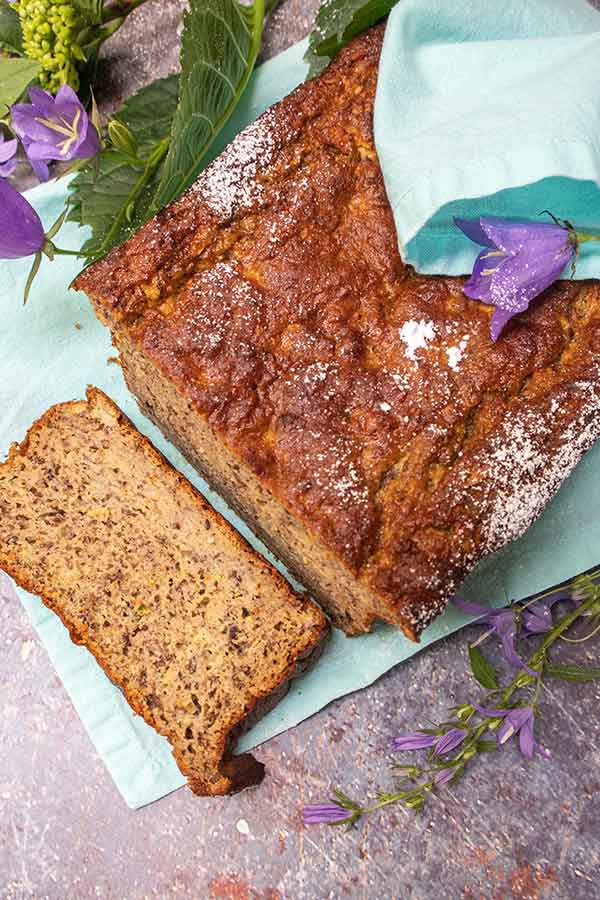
<box><xmin>0</xmin><ymin>388</ymin><xmax>328</xmax><ymax>796</ymax></box>
<box><xmin>75</xmin><ymin>26</ymin><xmax>600</xmax><ymax>639</ymax></box>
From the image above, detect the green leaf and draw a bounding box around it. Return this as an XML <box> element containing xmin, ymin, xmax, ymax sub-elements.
<box><xmin>67</xmin><ymin>76</ymin><xmax>179</xmax><ymax>261</ymax></box>
<box><xmin>0</xmin><ymin>57</ymin><xmax>40</xmax><ymax>114</ymax></box>
<box><xmin>545</xmin><ymin>663</ymin><xmax>600</xmax><ymax>683</ymax></box>
<box><xmin>0</xmin><ymin>0</ymin><xmax>23</xmax><ymax>55</ymax></box>
<box><xmin>468</xmin><ymin>645</ymin><xmax>499</xmax><ymax>689</ymax></box>
<box><xmin>305</xmin><ymin>0</ymin><xmax>396</xmax><ymax>78</ymax></box>
<box><xmin>151</xmin><ymin>0</ymin><xmax>271</xmax><ymax>214</ymax></box>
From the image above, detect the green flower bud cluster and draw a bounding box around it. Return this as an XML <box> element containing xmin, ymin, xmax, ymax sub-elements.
<box><xmin>15</xmin><ymin>0</ymin><xmax>86</xmax><ymax>92</ymax></box>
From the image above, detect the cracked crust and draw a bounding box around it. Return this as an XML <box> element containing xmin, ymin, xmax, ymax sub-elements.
<box><xmin>75</xmin><ymin>27</ymin><xmax>600</xmax><ymax>638</ymax></box>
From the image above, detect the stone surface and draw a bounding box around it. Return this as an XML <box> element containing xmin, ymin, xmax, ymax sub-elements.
<box><xmin>3</xmin><ymin>2</ymin><xmax>600</xmax><ymax>898</ymax></box>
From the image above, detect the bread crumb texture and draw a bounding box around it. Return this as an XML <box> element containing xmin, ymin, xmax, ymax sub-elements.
<box><xmin>0</xmin><ymin>388</ymin><xmax>328</xmax><ymax>796</ymax></box>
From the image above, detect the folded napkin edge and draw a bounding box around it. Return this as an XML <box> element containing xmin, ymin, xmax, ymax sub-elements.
<box><xmin>381</xmin><ymin>137</ymin><xmax>600</xmax><ymax>251</ymax></box>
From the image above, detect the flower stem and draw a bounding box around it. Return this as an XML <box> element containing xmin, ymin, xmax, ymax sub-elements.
<box><xmin>560</xmin><ymin>619</ymin><xmax>600</xmax><ymax>644</ymax></box>
<box><xmin>95</xmin><ymin>137</ymin><xmax>170</xmax><ymax>257</ymax></box>
<box><xmin>308</xmin><ymin>579</ymin><xmax>600</xmax><ymax>831</ymax></box>
<box><xmin>52</xmin><ymin>247</ymin><xmax>93</xmax><ymax>258</ymax></box>
<box><xmin>499</xmin><ymin>589</ymin><xmax>600</xmax><ymax>704</ymax></box>
<box><xmin>576</xmin><ymin>232</ymin><xmax>600</xmax><ymax>243</ymax></box>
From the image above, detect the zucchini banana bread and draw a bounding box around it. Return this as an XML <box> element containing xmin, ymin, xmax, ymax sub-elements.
<box><xmin>0</xmin><ymin>388</ymin><xmax>328</xmax><ymax>796</ymax></box>
<box><xmin>75</xmin><ymin>26</ymin><xmax>600</xmax><ymax>639</ymax></box>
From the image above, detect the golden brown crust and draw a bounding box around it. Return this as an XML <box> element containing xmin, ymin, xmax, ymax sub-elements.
<box><xmin>76</xmin><ymin>27</ymin><xmax>600</xmax><ymax>638</ymax></box>
<box><xmin>0</xmin><ymin>387</ymin><xmax>328</xmax><ymax>796</ymax></box>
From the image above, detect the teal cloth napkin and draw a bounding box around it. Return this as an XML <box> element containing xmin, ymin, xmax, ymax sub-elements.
<box><xmin>375</xmin><ymin>0</ymin><xmax>600</xmax><ymax>276</ymax></box>
<box><xmin>3</xmin><ymin>37</ymin><xmax>600</xmax><ymax>810</ymax></box>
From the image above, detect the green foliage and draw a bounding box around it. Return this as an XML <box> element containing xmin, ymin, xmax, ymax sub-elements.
<box><xmin>0</xmin><ymin>57</ymin><xmax>40</xmax><ymax>114</ymax></box>
<box><xmin>67</xmin><ymin>76</ymin><xmax>179</xmax><ymax>260</ymax></box>
<box><xmin>0</xmin><ymin>1</ymin><xmax>23</xmax><ymax>55</ymax></box>
<box><xmin>71</xmin><ymin>0</ymin><xmax>103</xmax><ymax>20</ymax></box>
<box><xmin>67</xmin><ymin>0</ymin><xmax>282</xmax><ymax>263</ymax></box>
<box><xmin>315</xmin><ymin>573</ymin><xmax>600</xmax><ymax>829</ymax></box>
<box><xmin>545</xmin><ymin>663</ymin><xmax>600</xmax><ymax>682</ymax></box>
<box><xmin>468</xmin><ymin>644</ymin><xmax>499</xmax><ymax>689</ymax></box>
<box><xmin>305</xmin><ymin>0</ymin><xmax>396</xmax><ymax>77</ymax></box>
<box><xmin>151</xmin><ymin>0</ymin><xmax>270</xmax><ymax>213</ymax></box>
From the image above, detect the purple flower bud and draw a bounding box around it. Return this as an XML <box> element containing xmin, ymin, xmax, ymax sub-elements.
<box><xmin>0</xmin><ymin>179</ymin><xmax>45</xmax><ymax>259</ymax></box>
<box><xmin>391</xmin><ymin>732</ymin><xmax>437</xmax><ymax>752</ymax></box>
<box><xmin>434</xmin><ymin>728</ymin><xmax>468</xmax><ymax>755</ymax></box>
<box><xmin>11</xmin><ymin>86</ymin><xmax>100</xmax><ymax>183</ymax></box>
<box><xmin>434</xmin><ymin>767</ymin><xmax>455</xmax><ymax>786</ymax></box>
<box><xmin>455</xmin><ymin>216</ymin><xmax>576</xmax><ymax>341</ymax></box>
<box><xmin>303</xmin><ymin>802</ymin><xmax>352</xmax><ymax>826</ymax></box>
<box><xmin>0</xmin><ymin>133</ymin><xmax>18</xmax><ymax>178</ymax></box>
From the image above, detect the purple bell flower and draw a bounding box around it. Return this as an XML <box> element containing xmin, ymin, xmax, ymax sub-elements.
<box><xmin>452</xmin><ymin>597</ymin><xmax>536</xmax><ymax>674</ymax></box>
<box><xmin>303</xmin><ymin>802</ymin><xmax>353</xmax><ymax>826</ymax></box>
<box><xmin>0</xmin><ymin>134</ymin><xmax>18</xmax><ymax>178</ymax></box>
<box><xmin>475</xmin><ymin>704</ymin><xmax>550</xmax><ymax>761</ymax></box>
<box><xmin>455</xmin><ymin>216</ymin><xmax>576</xmax><ymax>341</ymax></box>
<box><xmin>0</xmin><ymin>179</ymin><xmax>45</xmax><ymax>259</ymax></box>
<box><xmin>520</xmin><ymin>592</ymin><xmax>570</xmax><ymax>635</ymax></box>
<box><xmin>11</xmin><ymin>85</ymin><xmax>100</xmax><ymax>182</ymax></box>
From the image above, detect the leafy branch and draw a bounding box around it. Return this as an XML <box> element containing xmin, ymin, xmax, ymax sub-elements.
<box><xmin>66</xmin><ymin>0</ymin><xmax>280</xmax><ymax>261</ymax></box>
<box><xmin>304</xmin><ymin>572</ymin><xmax>600</xmax><ymax>829</ymax></box>
<box><xmin>67</xmin><ymin>76</ymin><xmax>179</xmax><ymax>259</ymax></box>
<box><xmin>151</xmin><ymin>0</ymin><xmax>274</xmax><ymax>212</ymax></box>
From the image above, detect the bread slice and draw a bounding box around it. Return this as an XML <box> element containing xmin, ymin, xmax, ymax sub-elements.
<box><xmin>75</xmin><ymin>26</ymin><xmax>600</xmax><ymax>639</ymax></box>
<box><xmin>0</xmin><ymin>388</ymin><xmax>328</xmax><ymax>796</ymax></box>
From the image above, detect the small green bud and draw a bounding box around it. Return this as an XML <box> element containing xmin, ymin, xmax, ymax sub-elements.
<box><xmin>108</xmin><ymin>120</ymin><xmax>139</xmax><ymax>160</ymax></box>
<box><xmin>455</xmin><ymin>704</ymin><xmax>475</xmax><ymax>722</ymax></box>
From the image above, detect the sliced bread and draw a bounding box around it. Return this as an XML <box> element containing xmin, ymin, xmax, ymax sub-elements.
<box><xmin>0</xmin><ymin>387</ymin><xmax>328</xmax><ymax>796</ymax></box>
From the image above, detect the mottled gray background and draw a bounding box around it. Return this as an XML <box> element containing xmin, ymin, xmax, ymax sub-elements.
<box><xmin>2</xmin><ymin>2</ymin><xmax>600</xmax><ymax>898</ymax></box>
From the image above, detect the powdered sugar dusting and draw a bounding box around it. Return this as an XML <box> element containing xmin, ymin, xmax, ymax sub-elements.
<box><xmin>446</xmin><ymin>335</ymin><xmax>470</xmax><ymax>372</ymax></box>
<box><xmin>182</xmin><ymin>261</ymin><xmax>260</xmax><ymax>352</ymax></box>
<box><xmin>400</xmin><ymin>319</ymin><xmax>436</xmax><ymax>362</ymax></box>
<box><xmin>311</xmin><ymin>444</ymin><xmax>370</xmax><ymax>515</ymax></box>
<box><xmin>192</xmin><ymin>109</ymin><xmax>278</xmax><ymax>219</ymax></box>
<box><xmin>482</xmin><ymin>379</ymin><xmax>600</xmax><ymax>553</ymax></box>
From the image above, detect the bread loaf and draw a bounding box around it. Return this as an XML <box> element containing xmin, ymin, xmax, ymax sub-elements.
<box><xmin>75</xmin><ymin>27</ymin><xmax>600</xmax><ymax>639</ymax></box>
<box><xmin>0</xmin><ymin>388</ymin><xmax>328</xmax><ymax>795</ymax></box>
